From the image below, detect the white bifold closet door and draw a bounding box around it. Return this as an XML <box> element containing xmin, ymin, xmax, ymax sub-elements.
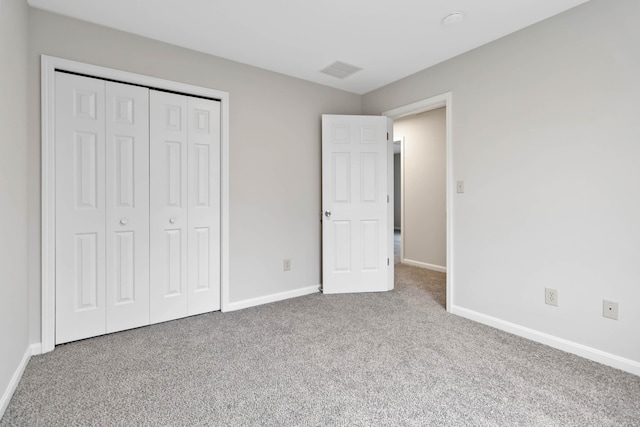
<box><xmin>149</xmin><ymin>90</ymin><xmax>221</xmax><ymax>323</ymax></box>
<box><xmin>55</xmin><ymin>73</ymin><xmax>221</xmax><ymax>345</ymax></box>
<box><xmin>55</xmin><ymin>72</ymin><xmax>150</xmax><ymax>344</ymax></box>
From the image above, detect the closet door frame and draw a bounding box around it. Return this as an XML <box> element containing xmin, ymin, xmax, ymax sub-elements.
<box><xmin>41</xmin><ymin>55</ymin><xmax>230</xmax><ymax>353</ymax></box>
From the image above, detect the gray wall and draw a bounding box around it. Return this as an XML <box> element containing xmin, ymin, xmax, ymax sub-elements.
<box><xmin>27</xmin><ymin>9</ymin><xmax>362</xmax><ymax>343</ymax></box>
<box><xmin>394</xmin><ymin>108</ymin><xmax>446</xmax><ymax>269</ymax></box>
<box><xmin>0</xmin><ymin>0</ymin><xmax>30</xmax><ymax>410</ymax></box>
<box><xmin>363</xmin><ymin>0</ymin><xmax>640</xmax><ymax>363</ymax></box>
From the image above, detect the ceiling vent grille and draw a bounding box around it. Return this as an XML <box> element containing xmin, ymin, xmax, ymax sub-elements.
<box><xmin>320</xmin><ymin>61</ymin><xmax>362</xmax><ymax>79</ymax></box>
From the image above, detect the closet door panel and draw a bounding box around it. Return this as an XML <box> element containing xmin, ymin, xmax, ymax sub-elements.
<box><xmin>105</xmin><ymin>82</ymin><xmax>150</xmax><ymax>333</ymax></box>
<box><xmin>55</xmin><ymin>73</ymin><xmax>107</xmax><ymax>344</ymax></box>
<box><xmin>187</xmin><ymin>98</ymin><xmax>221</xmax><ymax>315</ymax></box>
<box><xmin>149</xmin><ymin>90</ymin><xmax>189</xmax><ymax>323</ymax></box>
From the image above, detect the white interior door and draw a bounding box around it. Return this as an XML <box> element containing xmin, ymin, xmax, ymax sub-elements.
<box><xmin>321</xmin><ymin>115</ymin><xmax>394</xmax><ymax>294</ymax></box>
<box><xmin>55</xmin><ymin>73</ymin><xmax>107</xmax><ymax>343</ymax></box>
<box><xmin>105</xmin><ymin>82</ymin><xmax>150</xmax><ymax>333</ymax></box>
<box><xmin>187</xmin><ymin>97</ymin><xmax>221</xmax><ymax>314</ymax></box>
<box><xmin>149</xmin><ymin>90</ymin><xmax>189</xmax><ymax>323</ymax></box>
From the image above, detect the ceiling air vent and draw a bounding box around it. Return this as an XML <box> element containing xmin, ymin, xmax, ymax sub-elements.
<box><xmin>320</xmin><ymin>61</ymin><xmax>362</xmax><ymax>79</ymax></box>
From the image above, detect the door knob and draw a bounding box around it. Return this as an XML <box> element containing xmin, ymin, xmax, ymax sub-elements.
<box><xmin>324</xmin><ymin>210</ymin><xmax>331</xmax><ymax>218</ymax></box>
<box><xmin>119</xmin><ymin>218</ymin><xmax>128</xmax><ymax>225</ymax></box>
<box><xmin>169</xmin><ymin>217</ymin><xmax>177</xmax><ymax>224</ymax></box>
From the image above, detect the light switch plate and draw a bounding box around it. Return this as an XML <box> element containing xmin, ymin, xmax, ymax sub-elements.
<box><xmin>457</xmin><ymin>181</ymin><xmax>464</xmax><ymax>193</ymax></box>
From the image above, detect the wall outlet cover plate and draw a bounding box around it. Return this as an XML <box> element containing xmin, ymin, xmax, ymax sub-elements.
<box><xmin>603</xmin><ymin>300</ymin><xmax>618</xmax><ymax>320</ymax></box>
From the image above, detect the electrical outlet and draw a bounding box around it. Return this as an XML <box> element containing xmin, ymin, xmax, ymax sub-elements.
<box><xmin>283</xmin><ymin>259</ymin><xmax>291</xmax><ymax>271</ymax></box>
<box><xmin>545</xmin><ymin>288</ymin><xmax>558</xmax><ymax>306</ymax></box>
<box><xmin>457</xmin><ymin>180</ymin><xmax>465</xmax><ymax>193</ymax></box>
<box><xmin>603</xmin><ymin>300</ymin><xmax>618</xmax><ymax>320</ymax></box>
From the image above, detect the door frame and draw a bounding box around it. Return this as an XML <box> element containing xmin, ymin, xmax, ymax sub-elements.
<box><xmin>393</xmin><ymin>136</ymin><xmax>405</xmax><ymax>264</ymax></box>
<box><xmin>383</xmin><ymin>92</ymin><xmax>453</xmax><ymax>312</ymax></box>
<box><xmin>40</xmin><ymin>55</ymin><xmax>231</xmax><ymax>353</ymax></box>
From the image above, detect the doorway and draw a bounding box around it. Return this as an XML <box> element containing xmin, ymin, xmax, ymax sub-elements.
<box><xmin>383</xmin><ymin>93</ymin><xmax>453</xmax><ymax>312</ymax></box>
<box><xmin>394</xmin><ymin>107</ymin><xmax>447</xmax><ymax>272</ymax></box>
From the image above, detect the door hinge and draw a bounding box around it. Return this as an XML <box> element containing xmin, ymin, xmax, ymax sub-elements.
<box><xmin>387</xmin><ymin>132</ymin><xmax>389</xmax><ymax>141</ymax></box>
<box><xmin>387</xmin><ymin>258</ymin><xmax>390</xmax><ymax>266</ymax></box>
<box><xmin>387</xmin><ymin>195</ymin><xmax>389</xmax><ymax>203</ymax></box>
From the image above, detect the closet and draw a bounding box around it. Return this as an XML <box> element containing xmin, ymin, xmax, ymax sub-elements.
<box><xmin>54</xmin><ymin>72</ymin><xmax>221</xmax><ymax>344</ymax></box>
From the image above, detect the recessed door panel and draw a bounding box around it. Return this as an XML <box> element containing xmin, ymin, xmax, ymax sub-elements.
<box><xmin>75</xmin><ymin>233</ymin><xmax>99</xmax><ymax>309</ymax></box>
<box><xmin>114</xmin><ymin>231</ymin><xmax>135</xmax><ymax>304</ymax></box>
<box><xmin>166</xmin><ymin>141</ymin><xmax>183</xmax><ymax>207</ymax></box>
<box><xmin>333</xmin><ymin>153</ymin><xmax>351</xmax><ymax>203</ymax></box>
<box><xmin>114</xmin><ymin>136</ymin><xmax>134</xmax><ymax>207</ymax></box>
<box><xmin>360</xmin><ymin>153</ymin><xmax>378</xmax><ymax>202</ymax></box>
<box><xmin>333</xmin><ymin>125</ymin><xmax>349</xmax><ymax>143</ymax></box>
<box><xmin>56</xmin><ymin>72</ymin><xmax>106</xmax><ymax>344</ymax></box>
<box><xmin>113</xmin><ymin>96</ymin><xmax>134</xmax><ymax>124</ymax></box>
<box><xmin>166</xmin><ymin>229</ymin><xmax>183</xmax><ymax>295</ymax></box>
<box><xmin>106</xmin><ymin>81</ymin><xmax>150</xmax><ymax>333</ymax></box>
<box><xmin>193</xmin><ymin>109</ymin><xmax>210</xmax><ymax>133</ymax></box>
<box><xmin>74</xmin><ymin>90</ymin><xmax>97</xmax><ymax>120</ymax></box>
<box><xmin>195</xmin><ymin>144</ymin><xmax>210</xmax><ymax>207</ymax></box>
<box><xmin>360</xmin><ymin>126</ymin><xmax>376</xmax><ymax>144</ymax></box>
<box><xmin>361</xmin><ymin>220</ymin><xmax>379</xmax><ymax>271</ymax></box>
<box><xmin>166</xmin><ymin>106</ymin><xmax>182</xmax><ymax>130</ymax></box>
<box><xmin>334</xmin><ymin>221</ymin><xmax>351</xmax><ymax>272</ymax></box>
<box><xmin>195</xmin><ymin>227</ymin><xmax>210</xmax><ymax>291</ymax></box>
<box><xmin>75</xmin><ymin>132</ymin><xmax>98</xmax><ymax>209</ymax></box>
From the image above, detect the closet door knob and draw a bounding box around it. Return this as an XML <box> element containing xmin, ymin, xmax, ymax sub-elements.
<box><xmin>169</xmin><ymin>217</ymin><xmax>177</xmax><ymax>224</ymax></box>
<box><xmin>119</xmin><ymin>218</ymin><xmax>128</xmax><ymax>225</ymax></box>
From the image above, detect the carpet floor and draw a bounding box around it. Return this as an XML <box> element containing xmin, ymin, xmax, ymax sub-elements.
<box><xmin>2</xmin><ymin>264</ymin><xmax>639</xmax><ymax>426</ymax></box>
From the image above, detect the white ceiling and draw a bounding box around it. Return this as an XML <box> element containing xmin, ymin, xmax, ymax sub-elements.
<box><xmin>28</xmin><ymin>0</ymin><xmax>591</xmax><ymax>94</ymax></box>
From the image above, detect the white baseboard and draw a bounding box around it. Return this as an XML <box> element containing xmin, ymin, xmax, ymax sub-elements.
<box><xmin>452</xmin><ymin>305</ymin><xmax>640</xmax><ymax>377</ymax></box>
<box><xmin>226</xmin><ymin>285</ymin><xmax>319</xmax><ymax>312</ymax></box>
<box><xmin>402</xmin><ymin>258</ymin><xmax>447</xmax><ymax>273</ymax></box>
<box><xmin>0</xmin><ymin>346</ymin><xmax>32</xmax><ymax>419</ymax></box>
<box><xmin>29</xmin><ymin>343</ymin><xmax>42</xmax><ymax>356</ymax></box>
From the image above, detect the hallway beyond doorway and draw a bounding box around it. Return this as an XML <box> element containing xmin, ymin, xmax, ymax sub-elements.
<box><xmin>394</xmin><ymin>230</ymin><xmax>401</xmax><ymax>264</ymax></box>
